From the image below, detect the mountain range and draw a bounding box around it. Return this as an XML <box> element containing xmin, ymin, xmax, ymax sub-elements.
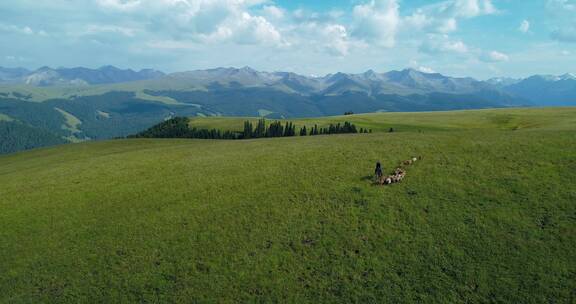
<box><xmin>490</xmin><ymin>74</ymin><xmax>576</xmax><ymax>106</ymax></box>
<box><xmin>164</xmin><ymin>67</ymin><xmax>496</xmax><ymax>96</ymax></box>
<box><xmin>0</xmin><ymin>65</ymin><xmax>575</xmax><ymax>154</ymax></box>
<box><xmin>2</xmin><ymin>65</ymin><xmax>575</xmax><ymax>106</ymax></box>
<box><xmin>0</xmin><ymin>65</ymin><xmax>165</xmax><ymax>86</ymax></box>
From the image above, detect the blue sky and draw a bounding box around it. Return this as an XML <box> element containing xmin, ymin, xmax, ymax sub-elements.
<box><xmin>0</xmin><ymin>0</ymin><xmax>574</xmax><ymax>79</ymax></box>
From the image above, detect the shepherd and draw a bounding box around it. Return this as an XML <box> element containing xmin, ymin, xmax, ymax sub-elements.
<box><xmin>374</xmin><ymin>162</ymin><xmax>383</xmax><ymax>180</ymax></box>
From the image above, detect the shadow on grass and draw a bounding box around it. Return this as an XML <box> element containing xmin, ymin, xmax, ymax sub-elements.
<box><xmin>360</xmin><ymin>175</ymin><xmax>373</xmax><ymax>182</ymax></box>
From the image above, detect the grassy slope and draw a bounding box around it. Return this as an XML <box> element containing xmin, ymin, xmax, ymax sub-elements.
<box><xmin>188</xmin><ymin>107</ymin><xmax>576</xmax><ymax>132</ymax></box>
<box><xmin>0</xmin><ymin>113</ymin><xmax>13</xmax><ymax>121</ymax></box>
<box><xmin>1</xmin><ymin>108</ymin><xmax>575</xmax><ymax>303</ymax></box>
<box><xmin>54</xmin><ymin>107</ymin><xmax>84</xmax><ymax>142</ymax></box>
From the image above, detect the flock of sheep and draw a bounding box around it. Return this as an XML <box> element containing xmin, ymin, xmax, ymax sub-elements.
<box><xmin>376</xmin><ymin>157</ymin><xmax>420</xmax><ymax>186</ymax></box>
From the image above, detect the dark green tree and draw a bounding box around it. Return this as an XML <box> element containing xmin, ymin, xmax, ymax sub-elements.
<box><xmin>255</xmin><ymin>118</ymin><xmax>266</xmax><ymax>138</ymax></box>
<box><xmin>284</xmin><ymin>122</ymin><xmax>291</xmax><ymax>137</ymax></box>
<box><xmin>243</xmin><ymin>121</ymin><xmax>254</xmax><ymax>139</ymax></box>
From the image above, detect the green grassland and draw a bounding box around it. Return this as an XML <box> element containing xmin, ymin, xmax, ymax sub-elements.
<box><xmin>189</xmin><ymin>107</ymin><xmax>576</xmax><ymax>132</ymax></box>
<box><xmin>1</xmin><ymin>108</ymin><xmax>575</xmax><ymax>303</ymax></box>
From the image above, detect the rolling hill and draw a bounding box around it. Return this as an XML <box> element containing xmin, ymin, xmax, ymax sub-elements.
<box><xmin>186</xmin><ymin>107</ymin><xmax>576</xmax><ymax>132</ymax></box>
<box><xmin>1</xmin><ymin>108</ymin><xmax>574</xmax><ymax>302</ymax></box>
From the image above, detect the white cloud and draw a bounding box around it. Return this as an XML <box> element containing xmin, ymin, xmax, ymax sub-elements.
<box><xmin>0</xmin><ymin>24</ymin><xmax>30</xmax><ymax>35</ymax></box>
<box><xmin>419</xmin><ymin>34</ymin><xmax>469</xmax><ymax>54</ymax></box>
<box><xmin>352</xmin><ymin>0</ymin><xmax>400</xmax><ymax>47</ymax></box>
<box><xmin>0</xmin><ymin>23</ymin><xmax>47</xmax><ymax>36</ymax></box>
<box><xmin>409</xmin><ymin>60</ymin><xmax>436</xmax><ymax>73</ymax></box>
<box><xmin>5</xmin><ymin>55</ymin><xmax>26</xmax><ymax>62</ymax></box>
<box><xmin>279</xmin><ymin>0</ymin><xmax>402</xmax><ymax>56</ymax></box>
<box><xmin>96</xmin><ymin>0</ymin><xmax>141</xmax><ymax>11</ymax></box>
<box><xmin>321</xmin><ymin>24</ymin><xmax>351</xmax><ymax>56</ymax></box>
<box><xmin>84</xmin><ymin>25</ymin><xmax>136</xmax><ymax>37</ymax></box>
<box><xmin>481</xmin><ymin>51</ymin><xmax>509</xmax><ymax>62</ymax></box>
<box><xmin>93</xmin><ymin>0</ymin><xmax>284</xmax><ymax>46</ymax></box>
<box><xmin>418</xmin><ymin>66</ymin><xmax>436</xmax><ymax>73</ymax></box>
<box><xmin>289</xmin><ymin>22</ymin><xmax>352</xmax><ymax>57</ymax></box>
<box><xmin>404</xmin><ymin>0</ymin><xmax>497</xmax><ymax>34</ymax></box>
<box><xmin>0</xmin><ymin>0</ymin><xmax>505</xmax><ymax>63</ymax></box>
<box><xmin>226</xmin><ymin>13</ymin><xmax>284</xmax><ymax>46</ymax></box>
<box><xmin>437</xmin><ymin>18</ymin><xmax>458</xmax><ymax>33</ymax></box>
<box><xmin>146</xmin><ymin>40</ymin><xmax>199</xmax><ymax>50</ymax></box>
<box><xmin>451</xmin><ymin>0</ymin><xmax>497</xmax><ymax>18</ymax></box>
<box><xmin>519</xmin><ymin>20</ymin><xmax>530</xmax><ymax>33</ymax></box>
<box><xmin>262</xmin><ymin>5</ymin><xmax>285</xmax><ymax>20</ymax></box>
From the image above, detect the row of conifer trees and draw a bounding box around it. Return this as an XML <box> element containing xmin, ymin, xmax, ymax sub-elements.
<box><xmin>242</xmin><ymin>118</ymin><xmax>369</xmax><ymax>138</ymax></box>
<box><xmin>128</xmin><ymin>117</ymin><xmax>239</xmax><ymax>139</ymax></box>
<box><xmin>242</xmin><ymin>119</ymin><xmax>297</xmax><ymax>138</ymax></box>
<box><xmin>130</xmin><ymin>117</ymin><xmax>369</xmax><ymax>140</ymax></box>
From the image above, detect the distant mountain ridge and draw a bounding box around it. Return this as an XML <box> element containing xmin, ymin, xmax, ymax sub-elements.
<box><xmin>163</xmin><ymin>67</ymin><xmax>518</xmax><ymax>98</ymax></box>
<box><xmin>1</xmin><ymin>65</ymin><xmax>575</xmax><ymax>106</ymax></box>
<box><xmin>145</xmin><ymin>66</ymin><xmax>576</xmax><ymax>106</ymax></box>
<box><xmin>0</xmin><ymin>65</ymin><xmax>165</xmax><ymax>86</ymax></box>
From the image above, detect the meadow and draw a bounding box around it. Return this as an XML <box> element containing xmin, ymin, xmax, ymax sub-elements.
<box><xmin>189</xmin><ymin>107</ymin><xmax>576</xmax><ymax>132</ymax></box>
<box><xmin>0</xmin><ymin>108</ymin><xmax>575</xmax><ymax>303</ymax></box>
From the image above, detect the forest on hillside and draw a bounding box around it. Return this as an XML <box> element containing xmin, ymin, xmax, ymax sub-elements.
<box><xmin>0</xmin><ymin>121</ymin><xmax>67</xmax><ymax>154</ymax></box>
<box><xmin>129</xmin><ymin>117</ymin><xmax>367</xmax><ymax>140</ymax></box>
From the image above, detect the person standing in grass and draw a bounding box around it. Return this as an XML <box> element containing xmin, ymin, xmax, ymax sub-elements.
<box><xmin>375</xmin><ymin>162</ymin><xmax>383</xmax><ymax>180</ymax></box>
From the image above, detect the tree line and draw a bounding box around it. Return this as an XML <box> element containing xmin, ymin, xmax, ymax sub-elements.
<box><xmin>129</xmin><ymin>117</ymin><xmax>369</xmax><ymax>140</ymax></box>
